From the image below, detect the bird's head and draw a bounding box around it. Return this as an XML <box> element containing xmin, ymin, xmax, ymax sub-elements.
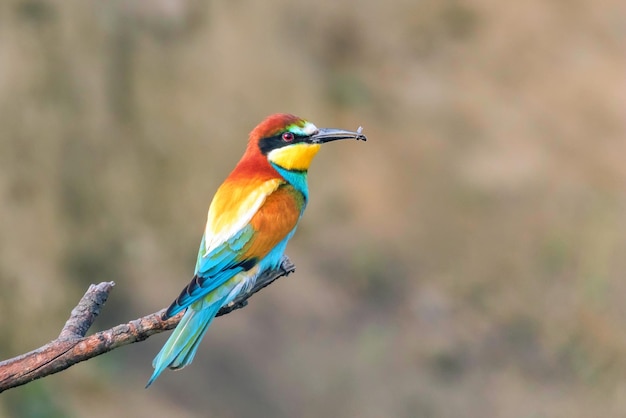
<box><xmin>248</xmin><ymin>113</ymin><xmax>367</xmax><ymax>172</ymax></box>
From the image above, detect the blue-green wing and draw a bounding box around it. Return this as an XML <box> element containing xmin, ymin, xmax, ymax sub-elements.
<box><xmin>165</xmin><ymin>225</ymin><xmax>256</xmax><ymax>318</ymax></box>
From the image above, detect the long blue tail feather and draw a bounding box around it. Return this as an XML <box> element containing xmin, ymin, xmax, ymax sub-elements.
<box><xmin>146</xmin><ymin>299</ymin><xmax>225</xmax><ymax>388</ymax></box>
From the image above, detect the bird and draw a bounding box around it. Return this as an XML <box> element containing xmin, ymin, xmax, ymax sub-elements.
<box><xmin>146</xmin><ymin>113</ymin><xmax>366</xmax><ymax>387</ymax></box>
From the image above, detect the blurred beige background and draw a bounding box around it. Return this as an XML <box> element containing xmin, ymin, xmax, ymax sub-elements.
<box><xmin>1</xmin><ymin>0</ymin><xmax>625</xmax><ymax>417</ymax></box>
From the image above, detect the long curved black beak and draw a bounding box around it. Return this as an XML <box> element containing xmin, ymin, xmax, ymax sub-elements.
<box><xmin>308</xmin><ymin>127</ymin><xmax>367</xmax><ymax>144</ymax></box>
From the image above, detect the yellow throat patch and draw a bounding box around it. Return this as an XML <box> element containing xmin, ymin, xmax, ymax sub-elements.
<box><xmin>267</xmin><ymin>143</ymin><xmax>321</xmax><ymax>171</ymax></box>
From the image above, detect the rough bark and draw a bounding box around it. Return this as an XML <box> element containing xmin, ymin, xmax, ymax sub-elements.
<box><xmin>0</xmin><ymin>256</ymin><xmax>295</xmax><ymax>392</ymax></box>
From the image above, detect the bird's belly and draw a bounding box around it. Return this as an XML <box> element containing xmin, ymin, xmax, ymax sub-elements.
<box><xmin>196</xmin><ymin>265</ymin><xmax>260</xmax><ymax>310</ymax></box>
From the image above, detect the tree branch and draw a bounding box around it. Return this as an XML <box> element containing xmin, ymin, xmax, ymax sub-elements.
<box><xmin>0</xmin><ymin>256</ymin><xmax>296</xmax><ymax>393</ymax></box>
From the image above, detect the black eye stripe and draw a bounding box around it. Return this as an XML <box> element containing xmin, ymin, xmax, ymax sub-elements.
<box><xmin>258</xmin><ymin>132</ymin><xmax>307</xmax><ymax>155</ymax></box>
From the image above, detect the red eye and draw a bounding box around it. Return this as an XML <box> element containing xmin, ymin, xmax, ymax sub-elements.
<box><xmin>282</xmin><ymin>132</ymin><xmax>294</xmax><ymax>142</ymax></box>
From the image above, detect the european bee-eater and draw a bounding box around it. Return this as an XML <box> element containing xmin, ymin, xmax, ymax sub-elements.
<box><xmin>147</xmin><ymin>113</ymin><xmax>366</xmax><ymax>387</ymax></box>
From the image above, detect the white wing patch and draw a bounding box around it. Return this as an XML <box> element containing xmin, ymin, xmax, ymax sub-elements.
<box><xmin>203</xmin><ymin>179</ymin><xmax>282</xmax><ymax>256</ymax></box>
